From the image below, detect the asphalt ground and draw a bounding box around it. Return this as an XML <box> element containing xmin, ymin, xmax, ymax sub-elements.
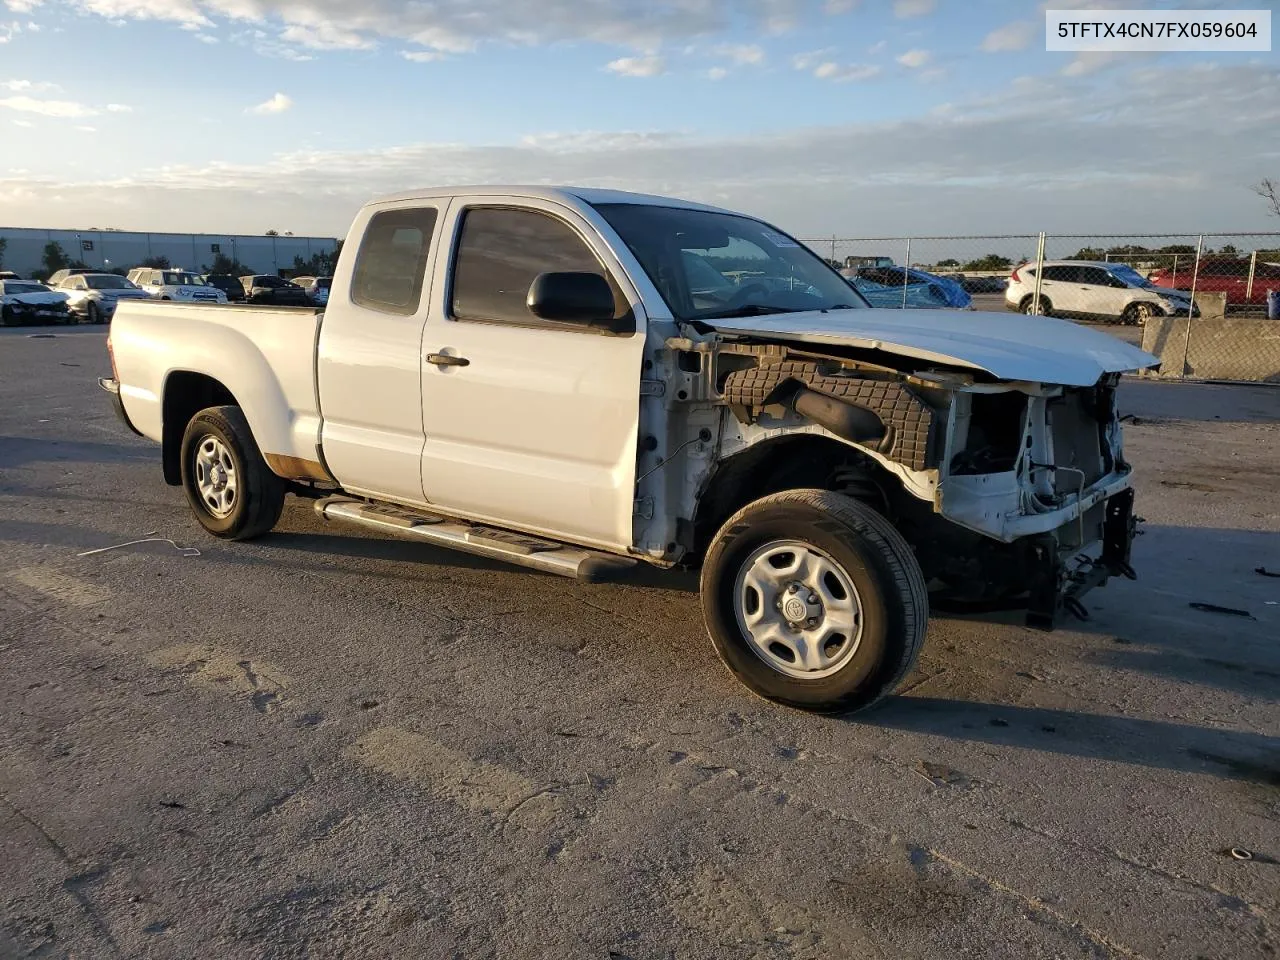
<box><xmin>1</xmin><ymin>326</ymin><xmax>1277</xmax><ymax>959</ymax></box>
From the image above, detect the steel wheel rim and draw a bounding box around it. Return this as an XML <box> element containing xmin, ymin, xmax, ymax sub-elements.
<box><xmin>732</xmin><ymin>539</ymin><xmax>864</xmax><ymax>680</ymax></box>
<box><xmin>193</xmin><ymin>434</ymin><xmax>238</xmax><ymax>518</ymax></box>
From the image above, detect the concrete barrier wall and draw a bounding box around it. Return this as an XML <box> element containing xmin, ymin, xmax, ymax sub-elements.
<box><xmin>1142</xmin><ymin>314</ymin><xmax>1280</xmax><ymax>383</ymax></box>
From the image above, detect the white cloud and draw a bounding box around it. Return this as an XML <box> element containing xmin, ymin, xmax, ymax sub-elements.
<box><xmin>823</xmin><ymin>0</ymin><xmax>858</xmax><ymax>12</ymax></box>
<box><xmin>75</xmin><ymin>124</ymin><xmax>97</xmax><ymax>132</ymax></box>
<box><xmin>44</xmin><ymin>0</ymin><xmax>854</xmax><ymax>59</ymax></box>
<box><xmin>813</xmin><ymin>62</ymin><xmax>879</xmax><ymax>82</ymax></box>
<box><xmin>106</xmin><ymin>102</ymin><xmax>133</xmax><ymax>112</ymax></box>
<box><xmin>714</xmin><ymin>43</ymin><xmax>763</xmax><ymax>66</ymax></box>
<box><xmin>197</xmin><ymin>32</ymin><xmax>216</xmax><ymax>42</ymax></box>
<box><xmin>866</xmin><ymin>39</ymin><xmax>886</xmax><ymax>55</ymax></box>
<box><xmin>0</xmin><ymin>95</ymin><xmax>98</xmax><ymax>118</ymax></box>
<box><xmin>280</xmin><ymin>21</ymin><xmax>373</xmax><ymax>50</ymax></box>
<box><xmin>247</xmin><ymin>91</ymin><xmax>292</xmax><ymax>114</ymax></box>
<box><xmin>4</xmin><ymin>0</ymin><xmax>41</xmax><ymax>11</ymax></box>
<box><xmin>3</xmin><ymin>79</ymin><xmax>59</xmax><ymax>92</ymax></box>
<box><xmin>605</xmin><ymin>55</ymin><xmax>665</xmax><ymax>77</ymax></box>
<box><xmin>0</xmin><ymin>61</ymin><xmax>1273</xmax><ymax>241</ymax></box>
<box><xmin>11</xmin><ymin>117</ymin><xmax>32</xmax><ymax>126</ymax></box>
<box><xmin>893</xmin><ymin>0</ymin><xmax>935</xmax><ymax>18</ymax></box>
<box><xmin>1062</xmin><ymin>51</ymin><xmax>1128</xmax><ymax>77</ymax></box>
<box><xmin>401</xmin><ymin>49</ymin><xmax>440</xmax><ymax>62</ymax></box>
<box><xmin>982</xmin><ymin>21</ymin><xmax>1034</xmax><ymax>53</ymax></box>
<box><xmin>0</xmin><ymin>19</ymin><xmax>21</xmax><ymax>41</ymax></box>
<box><xmin>896</xmin><ymin>48</ymin><xmax>930</xmax><ymax>69</ymax></box>
<box><xmin>706</xmin><ymin>66</ymin><xmax>727</xmax><ymax>81</ymax></box>
<box><xmin>792</xmin><ymin>47</ymin><xmax>833</xmax><ymax>71</ymax></box>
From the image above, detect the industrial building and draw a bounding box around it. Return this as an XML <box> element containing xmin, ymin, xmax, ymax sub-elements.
<box><xmin>0</xmin><ymin>227</ymin><xmax>340</xmax><ymax>279</ymax></box>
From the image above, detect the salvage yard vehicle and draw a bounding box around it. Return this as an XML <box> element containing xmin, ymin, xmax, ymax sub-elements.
<box><xmin>240</xmin><ymin>274</ymin><xmax>310</xmax><ymax>306</ymax></box>
<box><xmin>101</xmin><ymin>186</ymin><xmax>1156</xmax><ymax>713</ymax></box>
<box><xmin>1148</xmin><ymin>256</ymin><xmax>1280</xmax><ymax>310</ymax></box>
<box><xmin>126</xmin><ymin>268</ymin><xmax>228</xmax><ymax>304</ymax></box>
<box><xmin>0</xmin><ymin>278</ymin><xmax>70</xmax><ymax>325</ymax></box>
<box><xmin>54</xmin><ymin>272</ymin><xmax>151</xmax><ymax>324</ymax></box>
<box><xmin>1005</xmin><ymin>260</ymin><xmax>1196</xmax><ymax>324</ymax></box>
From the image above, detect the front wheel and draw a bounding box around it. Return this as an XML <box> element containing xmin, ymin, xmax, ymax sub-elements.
<box><xmin>700</xmin><ymin>490</ymin><xmax>929</xmax><ymax>714</ymax></box>
<box><xmin>1120</xmin><ymin>301</ymin><xmax>1156</xmax><ymax>326</ymax></box>
<box><xmin>86</xmin><ymin>302</ymin><xmax>102</xmax><ymax>325</ymax></box>
<box><xmin>180</xmin><ymin>405</ymin><xmax>286</xmax><ymax>540</ymax></box>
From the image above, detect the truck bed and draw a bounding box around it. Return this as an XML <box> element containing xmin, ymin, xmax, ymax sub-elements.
<box><xmin>110</xmin><ymin>299</ymin><xmax>326</xmax><ymax>468</ymax></box>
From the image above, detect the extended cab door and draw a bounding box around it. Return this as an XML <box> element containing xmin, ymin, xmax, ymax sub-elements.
<box><xmin>317</xmin><ymin>202</ymin><xmax>444</xmax><ymax>503</ymax></box>
<box><xmin>417</xmin><ymin>197</ymin><xmax>647</xmax><ymax>551</ymax></box>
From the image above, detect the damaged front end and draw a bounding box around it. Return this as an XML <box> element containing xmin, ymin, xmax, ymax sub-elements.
<box><xmin>635</xmin><ymin>330</ymin><xmax>1141</xmax><ymax>632</ymax></box>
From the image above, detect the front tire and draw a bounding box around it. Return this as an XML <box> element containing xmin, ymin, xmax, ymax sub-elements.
<box><xmin>180</xmin><ymin>405</ymin><xmax>286</xmax><ymax>540</ymax></box>
<box><xmin>1121</xmin><ymin>302</ymin><xmax>1155</xmax><ymax>326</ymax></box>
<box><xmin>86</xmin><ymin>302</ymin><xmax>102</xmax><ymax>325</ymax></box>
<box><xmin>700</xmin><ymin>490</ymin><xmax>928</xmax><ymax>714</ymax></box>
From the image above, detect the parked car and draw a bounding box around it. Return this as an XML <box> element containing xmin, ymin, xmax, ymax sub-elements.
<box><xmin>956</xmin><ymin>274</ymin><xmax>1009</xmax><ymax>294</ymax></box>
<box><xmin>0</xmin><ymin>270</ymin><xmax>23</xmax><ymax>281</ymax></box>
<box><xmin>1005</xmin><ymin>260</ymin><xmax>1196</xmax><ymax>324</ymax></box>
<box><xmin>101</xmin><ymin>185</ymin><xmax>1154</xmax><ymax>714</ymax></box>
<box><xmin>240</xmin><ymin>274</ymin><xmax>310</xmax><ymax>306</ymax></box>
<box><xmin>0</xmin><ymin>278</ymin><xmax>71</xmax><ymax>325</ymax></box>
<box><xmin>54</xmin><ymin>272</ymin><xmax>151</xmax><ymax>323</ymax></box>
<box><xmin>293</xmin><ymin>276</ymin><xmax>333</xmax><ymax>306</ymax></box>
<box><xmin>1147</xmin><ymin>257</ymin><xmax>1280</xmax><ymax>309</ymax></box>
<box><xmin>844</xmin><ymin>266</ymin><xmax>972</xmax><ymax>309</ymax></box>
<box><xmin>47</xmin><ymin>267</ymin><xmax>98</xmax><ymax>287</ymax></box>
<box><xmin>200</xmin><ymin>274</ymin><xmax>247</xmax><ymax>303</ymax></box>
<box><xmin>126</xmin><ymin>268</ymin><xmax>228</xmax><ymax>304</ymax></box>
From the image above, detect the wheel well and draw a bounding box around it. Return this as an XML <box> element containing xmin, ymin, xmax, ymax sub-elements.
<box><xmin>162</xmin><ymin>372</ymin><xmax>239</xmax><ymax>485</ymax></box>
<box><xmin>688</xmin><ymin>435</ymin><xmax>902</xmax><ymax>564</ymax></box>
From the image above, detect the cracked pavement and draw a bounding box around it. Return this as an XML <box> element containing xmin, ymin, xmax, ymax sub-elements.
<box><xmin>1</xmin><ymin>327</ymin><xmax>1278</xmax><ymax>959</ymax></box>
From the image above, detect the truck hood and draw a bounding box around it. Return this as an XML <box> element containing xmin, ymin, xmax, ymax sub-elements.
<box><xmin>705</xmin><ymin>309</ymin><xmax>1158</xmax><ymax>387</ymax></box>
<box><xmin>2</xmin><ymin>290</ymin><xmax>68</xmax><ymax>306</ymax></box>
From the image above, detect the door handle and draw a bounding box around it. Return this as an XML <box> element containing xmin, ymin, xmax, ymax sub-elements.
<box><xmin>426</xmin><ymin>352</ymin><xmax>470</xmax><ymax>367</ymax></box>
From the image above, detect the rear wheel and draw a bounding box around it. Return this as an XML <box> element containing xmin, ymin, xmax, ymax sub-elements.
<box><xmin>700</xmin><ymin>490</ymin><xmax>928</xmax><ymax>714</ymax></box>
<box><xmin>180</xmin><ymin>405</ymin><xmax>285</xmax><ymax>540</ymax></box>
<box><xmin>1020</xmin><ymin>295</ymin><xmax>1053</xmax><ymax>316</ymax></box>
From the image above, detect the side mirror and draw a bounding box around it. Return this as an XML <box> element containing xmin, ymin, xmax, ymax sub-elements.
<box><xmin>526</xmin><ymin>272</ymin><xmax>620</xmax><ymax>330</ymax></box>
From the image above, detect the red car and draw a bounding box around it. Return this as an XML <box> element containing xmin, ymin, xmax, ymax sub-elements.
<box><xmin>1147</xmin><ymin>257</ymin><xmax>1280</xmax><ymax>308</ymax></box>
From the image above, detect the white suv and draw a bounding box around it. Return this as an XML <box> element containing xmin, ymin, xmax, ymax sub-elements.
<box><xmin>127</xmin><ymin>268</ymin><xmax>227</xmax><ymax>304</ymax></box>
<box><xmin>1005</xmin><ymin>260</ymin><xmax>1195</xmax><ymax>324</ymax></box>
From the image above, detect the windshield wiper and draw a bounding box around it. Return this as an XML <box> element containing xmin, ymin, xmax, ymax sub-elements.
<box><xmin>696</xmin><ymin>304</ymin><xmax>796</xmax><ymax>320</ymax></box>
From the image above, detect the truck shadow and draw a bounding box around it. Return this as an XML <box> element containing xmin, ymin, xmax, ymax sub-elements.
<box><xmin>857</xmin><ymin>695</ymin><xmax>1280</xmax><ymax>787</ymax></box>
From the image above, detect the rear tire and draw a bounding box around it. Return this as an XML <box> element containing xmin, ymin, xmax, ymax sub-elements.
<box><xmin>1020</xmin><ymin>296</ymin><xmax>1053</xmax><ymax>316</ymax></box>
<box><xmin>180</xmin><ymin>405</ymin><xmax>285</xmax><ymax>541</ymax></box>
<box><xmin>700</xmin><ymin>489</ymin><xmax>928</xmax><ymax>714</ymax></box>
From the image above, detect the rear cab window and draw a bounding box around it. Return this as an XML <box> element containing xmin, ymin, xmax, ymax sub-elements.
<box><xmin>351</xmin><ymin>207</ymin><xmax>439</xmax><ymax>315</ymax></box>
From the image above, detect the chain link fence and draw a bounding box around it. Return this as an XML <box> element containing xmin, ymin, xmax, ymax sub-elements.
<box><xmin>801</xmin><ymin>232</ymin><xmax>1280</xmax><ymax>382</ymax></box>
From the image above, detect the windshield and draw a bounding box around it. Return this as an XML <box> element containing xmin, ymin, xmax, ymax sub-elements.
<box><xmin>1108</xmin><ymin>265</ymin><xmax>1152</xmax><ymax>288</ymax></box>
<box><xmin>161</xmin><ymin>272</ymin><xmax>204</xmax><ymax>286</ymax></box>
<box><xmin>592</xmin><ymin>203</ymin><xmax>866</xmax><ymax>320</ymax></box>
<box><xmin>87</xmin><ymin>275</ymin><xmax>137</xmax><ymax>290</ymax></box>
<box><xmin>2</xmin><ymin>281</ymin><xmax>50</xmax><ymax>294</ymax></box>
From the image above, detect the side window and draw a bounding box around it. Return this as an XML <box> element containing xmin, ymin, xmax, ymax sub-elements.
<box><xmin>351</xmin><ymin>206</ymin><xmax>438</xmax><ymax>316</ymax></box>
<box><xmin>450</xmin><ymin>207</ymin><xmax>623</xmax><ymax>326</ymax></box>
<box><xmin>1081</xmin><ymin>267</ymin><xmax>1113</xmax><ymax>287</ymax></box>
<box><xmin>1043</xmin><ymin>265</ymin><xmax>1078</xmax><ymax>283</ymax></box>
<box><xmin>72</xmin><ymin>277</ymin><xmax>86</xmax><ymax>289</ymax></box>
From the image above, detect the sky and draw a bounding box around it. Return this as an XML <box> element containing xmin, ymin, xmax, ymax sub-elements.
<box><xmin>1</xmin><ymin>0</ymin><xmax>1277</xmax><ymax>239</ymax></box>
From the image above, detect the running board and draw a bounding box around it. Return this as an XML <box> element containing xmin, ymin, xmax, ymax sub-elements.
<box><xmin>314</xmin><ymin>497</ymin><xmax>638</xmax><ymax>583</ymax></box>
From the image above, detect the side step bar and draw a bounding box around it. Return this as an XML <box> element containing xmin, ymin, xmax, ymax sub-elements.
<box><xmin>314</xmin><ymin>497</ymin><xmax>638</xmax><ymax>583</ymax></box>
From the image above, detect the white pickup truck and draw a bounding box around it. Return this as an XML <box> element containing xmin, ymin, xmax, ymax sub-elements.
<box><xmin>101</xmin><ymin>186</ymin><xmax>1157</xmax><ymax>713</ymax></box>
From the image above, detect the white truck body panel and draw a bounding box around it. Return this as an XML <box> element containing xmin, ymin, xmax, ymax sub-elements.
<box><xmin>110</xmin><ymin>302</ymin><xmax>323</xmax><ymax>463</ymax></box>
